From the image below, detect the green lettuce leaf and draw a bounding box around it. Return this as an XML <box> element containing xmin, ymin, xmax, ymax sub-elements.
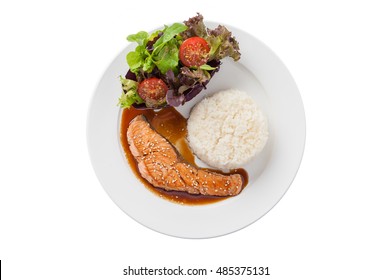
<box><xmin>142</xmin><ymin>55</ymin><xmax>154</xmax><ymax>73</ymax></box>
<box><xmin>117</xmin><ymin>76</ymin><xmax>144</xmax><ymax>108</ymax></box>
<box><xmin>153</xmin><ymin>38</ymin><xmax>180</xmax><ymax>74</ymax></box>
<box><xmin>199</xmin><ymin>64</ymin><xmax>216</xmax><ymax>71</ymax></box>
<box><xmin>125</xmin><ymin>23</ymin><xmax>187</xmax><ymax>75</ymax></box>
<box><xmin>126</xmin><ymin>46</ymin><xmax>144</xmax><ymax>72</ymax></box>
<box><xmin>126</xmin><ymin>31</ymin><xmax>148</xmax><ymax>45</ymax></box>
<box><xmin>153</xmin><ymin>23</ymin><xmax>187</xmax><ymax>47</ymax></box>
<box><xmin>126</xmin><ymin>31</ymin><xmax>150</xmax><ymax>73</ymax></box>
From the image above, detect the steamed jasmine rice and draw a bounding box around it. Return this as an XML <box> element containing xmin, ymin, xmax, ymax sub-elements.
<box><xmin>187</xmin><ymin>89</ymin><xmax>268</xmax><ymax>170</ymax></box>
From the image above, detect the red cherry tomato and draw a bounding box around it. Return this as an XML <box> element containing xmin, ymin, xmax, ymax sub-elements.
<box><xmin>179</xmin><ymin>37</ymin><xmax>210</xmax><ymax>67</ymax></box>
<box><xmin>138</xmin><ymin>78</ymin><xmax>168</xmax><ymax>104</ymax></box>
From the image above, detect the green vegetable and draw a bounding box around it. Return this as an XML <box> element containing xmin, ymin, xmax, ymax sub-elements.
<box><xmin>153</xmin><ymin>23</ymin><xmax>187</xmax><ymax>47</ymax></box>
<box><xmin>126</xmin><ymin>31</ymin><xmax>148</xmax><ymax>45</ymax></box>
<box><xmin>118</xmin><ymin>14</ymin><xmax>241</xmax><ymax>109</ymax></box>
<box><xmin>117</xmin><ymin>76</ymin><xmax>144</xmax><ymax>108</ymax></box>
<box><xmin>181</xmin><ymin>67</ymin><xmax>211</xmax><ymax>84</ymax></box>
<box><xmin>181</xmin><ymin>13</ymin><xmax>241</xmax><ymax>62</ymax></box>
<box><xmin>125</xmin><ymin>23</ymin><xmax>188</xmax><ymax>75</ymax></box>
<box><xmin>207</xmin><ymin>25</ymin><xmax>241</xmax><ymax>61</ymax></box>
<box><xmin>153</xmin><ymin>38</ymin><xmax>180</xmax><ymax>74</ymax></box>
<box><xmin>182</xmin><ymin>13</ymin><xmax>208</xmax><ymax>38</ymax></box>
<box><xmin>199</xmin><ymin>64</ymin><xmax>216</xmax><ymax>71</ymax></box>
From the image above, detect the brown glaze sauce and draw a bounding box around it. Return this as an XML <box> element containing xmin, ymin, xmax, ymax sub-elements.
<box><xmin>120</xmin><ymin>106</ymin><xmax>248</xmax><ymax>205</ymax></box>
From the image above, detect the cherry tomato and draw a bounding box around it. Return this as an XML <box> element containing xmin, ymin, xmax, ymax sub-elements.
<box><xmin>179</xmin><ymin>37</ymin><xmax>210</xmax><ymax>67</ymax></box>
<box><xmin>138</xmin><ymin>78</ymin><xmax>168</xmax><ymax>105</ymax></box>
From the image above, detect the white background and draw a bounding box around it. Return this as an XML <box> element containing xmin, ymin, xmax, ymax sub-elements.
<box><xmin>1</xmin><ymin>0</ymin><xmax>390</xmax><ymax>279</ymax></box>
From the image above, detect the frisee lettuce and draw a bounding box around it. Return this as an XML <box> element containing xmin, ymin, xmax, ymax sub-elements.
<box><xmin>117</xmin><ymin>76</ymin><xmax>144</xmax><ymax>109</ymax></box>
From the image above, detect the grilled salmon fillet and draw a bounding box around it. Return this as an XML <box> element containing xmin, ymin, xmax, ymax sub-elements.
<box><xmin>127</xmin><ymin>115</ymin><xmax>243</xmax><ymax>196</ymax></box>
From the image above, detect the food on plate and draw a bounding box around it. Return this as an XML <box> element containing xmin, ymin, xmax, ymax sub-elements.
<box><xmin>137</xmin><ymin>78</ymin><xmax>168</xmax><ymax>107</ymax></box>
<box><xmin>127</xmin><ymin>115</ymin><xmax>244</xmax><ymax>196</ymax></box>
<box><xmin>179</xmin><ymin>37</ymin><xmax>210</xmax><ymax>67</ymax></box>
<box><xmin>187</xmin><ymin>89</ymin><xmax>269</xmax><ymax>170</ymax></box>
<box><xmin>118</xmin><ymin>13</ymin><xmax>241</xmax><ymax>109</ymax></box>
<box><xmin>116</xmin><ymin>15</ymin><xmax>268</xmax><ymax>203</ymax></box>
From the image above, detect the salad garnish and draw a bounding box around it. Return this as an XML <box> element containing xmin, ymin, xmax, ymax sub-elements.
<box><xmin>118</xmin><ymin>13</ymin><xmax>241</xmax><ymax>109</ymax></box>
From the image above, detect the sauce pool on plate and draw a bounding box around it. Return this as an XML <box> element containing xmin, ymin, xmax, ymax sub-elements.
<box><xmin>120</xmin><ymin>106</ymin><xmax>248</xmax><ymax>205</ymax></box>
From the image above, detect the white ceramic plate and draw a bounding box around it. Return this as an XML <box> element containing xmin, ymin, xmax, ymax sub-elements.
<box><xmin>87</xmin><ymin>22</ymin><xmax>305</xmax><ymax>238</ymax></box>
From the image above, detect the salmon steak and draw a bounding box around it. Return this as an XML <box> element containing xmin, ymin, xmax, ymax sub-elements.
<box><xmin>127</xmin><ymin>115</ymin><xmax>243</xmax><ymax>196</ymax></box>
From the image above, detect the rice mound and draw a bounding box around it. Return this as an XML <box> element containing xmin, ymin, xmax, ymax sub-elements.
<box><xmin>187</xmin><ymin>89</ymin><xmax>269</xmax><ymax>170</ymax></box>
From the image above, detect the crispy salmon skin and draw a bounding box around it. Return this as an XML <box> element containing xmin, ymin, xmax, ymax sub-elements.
<box><xmin>127</xmin><ymin>115</ymin><xmax>243</xmax><ymax>196</ymax></box>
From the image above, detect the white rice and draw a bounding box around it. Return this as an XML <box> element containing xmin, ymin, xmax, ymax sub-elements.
<box><xmin>187</xmin><ymin>89</ymin><xmax>269</xmax><ymax>170</ymax></box>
